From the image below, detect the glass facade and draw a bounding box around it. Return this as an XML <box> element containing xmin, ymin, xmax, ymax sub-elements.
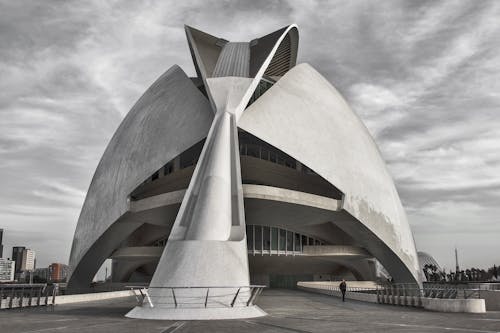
<box><xmin>246</xmin><ymin>224</ymin><xmax>325</xmax><ymax>255</ymax></box>
<box><xmin>151</xmin><ymin>224</ymin><xmax>326</xmax><ymax>257</ymax></box>
<box><xmin>240</xmin><ymin>143</ymin><xmax>297</xmax><ymax>170</ymax></box>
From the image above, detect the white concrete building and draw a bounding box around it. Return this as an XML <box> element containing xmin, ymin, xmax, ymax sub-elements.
<box><xmin>0</xmin><ymin>258</ymin><xmax>15</xmax><ymax>282</ymax></box>
<box><xmin>21</xmin><ymin>249</ymin><xmax>35</xmax><ymax>271</ymax></box>
<box><xmin>68</xmin><ymin>24</ymin><xmax>421</xmax><ymax>319</ymax></box>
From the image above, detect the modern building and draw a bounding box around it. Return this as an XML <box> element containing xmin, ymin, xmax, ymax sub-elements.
<box><xmin>48</xmin><ymin>263</ymin><xmax>69</xmax><ymax>282</ymax></box>
<box><xmin>0</xmin><ymin>229</ymin><xmax>4</xmax><ymax>258</ymax></box>
<box><xmin>21</xmin><ymin>249</ymin><xmax>36</xmax><ymax>272</ymax></box>
<box><xmin>418</xmin><ymin>251</ymin><xmax>442</xmax><ymax>282</ymax></box>
<box><xmin>11</xmin><ymin>246</ymin><xmax>25</xmax><ymax>274</ymax></box>
<box><xmin>34</xmin><ymin>267</ymin><xmax>49</xmax><ymax>282</ymax></box>
<box><xmin>0</xmin><ymin>258</ymin><xmax>15</xmax><ymax>282</ymax></box>
<box><xmin>68</xmin><ymin>24</ymin><xmax>421</xmax><ymax>319</ymax></box>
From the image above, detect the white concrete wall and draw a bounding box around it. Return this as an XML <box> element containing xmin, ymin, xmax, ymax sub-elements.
<box><xmin>0</xmin><ymin>290</ymin><xmax>137</xmax><ymax>309</ymax></box>
<box><xmin>55</xmin><ymin>290</ymin><xmax>135</xmax><ymax>305</ymax></box>
<box><xmin>421</xmin><ymin>298</ymin><xmax>486</xmax><ymax>313</ymax></box>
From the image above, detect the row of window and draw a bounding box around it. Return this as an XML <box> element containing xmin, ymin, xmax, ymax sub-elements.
<box><xmin>145</xmin><ymin>138</ymin><xmax>317</xmax><ymax>186</ymax></box>
<box><xmin>240</xmin><ymin>143</ymin><xmax>296</xmax><ymax>169</ymax></box>
<box><xmin>146</xmin><ymin>141</ymin><xmax>206</xmax><ymax>183</ymax></box>
<box><xmin>150</xmin><ymin>225</ymin><xmax>326</xmax><ymax>253</ymax></box>
<box><xmin>246</xmin><ymin>224</ymin><xmax>325</xmax><ymax>255</ymax></box>
<box><xmin>152</xmin><ymin>238</ymin><xmax>167</xmax><ymax>247</ymax></box>
<box><xmin>247</xmin><ymin>79</ymin><xmax>274</xmax><ymax>106</ymax></box>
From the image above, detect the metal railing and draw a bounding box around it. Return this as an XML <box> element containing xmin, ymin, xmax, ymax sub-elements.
<box><xmin>375</xmin><ymin>284</ymin><xmax>481</xmax><ymax>308</ymax></box>
<box><xmin>299</xmin><ymin>282</ymin><xmax>481</xmax><ymax>308</ymax></box>
<box><xmin>381</xmin><ymin>283</ymin><xmax>481</xmax><ymax>299</ymax></box>
<box><xmin>127</xmin><ymin>285</ymin><xmax>265</xmax><ymax>309</ymax></box>
<box><xmin>0</xmin><ymin>284</ymin><xmax>58</xmax><ymax>309</ymax></box>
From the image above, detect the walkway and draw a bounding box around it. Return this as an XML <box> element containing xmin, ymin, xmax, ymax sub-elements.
<box><xmin>1</xmin><ymin>289</ymin><xmax>499</xmax><ymax>333</ymax></box>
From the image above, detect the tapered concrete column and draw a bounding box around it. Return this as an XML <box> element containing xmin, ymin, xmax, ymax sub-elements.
<box><xmin>185</xmin><ymin>112</ymin><xmax>233</xmax><ymax>241</ymax></box>
<box><xmin>126</xmin><ymin>25</ymin><xmax>300</xmax><ymax>320</ymax></box>
<box><xmin>126</xmin><ymin>109</ymin><xmax>260</xmax><ymax>319</ymax></box>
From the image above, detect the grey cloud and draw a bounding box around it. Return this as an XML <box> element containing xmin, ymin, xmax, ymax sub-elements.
<box><xmin>1</xmin><ymin>0</ymin><xmax>499</xmax><ymax>270</ymax></box>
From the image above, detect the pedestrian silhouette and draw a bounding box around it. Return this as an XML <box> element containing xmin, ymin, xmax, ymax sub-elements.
<box><xmin>339</xmin><ymin>279</ymin><xmax>347</xmax><ymax>302</ymax></box>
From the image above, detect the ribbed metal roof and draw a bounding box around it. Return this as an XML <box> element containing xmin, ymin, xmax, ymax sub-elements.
<box><xmin>212</xmin><ymin>42</ymin><xmax>250</xmax><ymax>77</ymax></box>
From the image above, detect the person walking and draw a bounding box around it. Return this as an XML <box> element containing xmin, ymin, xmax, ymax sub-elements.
<box><xmin>339</xmin><ymin>279</ymin><xmax>347</xmax><ymax>302</ymax></box>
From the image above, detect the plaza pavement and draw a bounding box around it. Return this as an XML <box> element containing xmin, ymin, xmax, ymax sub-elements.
<box><xmin>0</xmin><ymin>289</ymin><xmax>499</xmax><ymax>333</ymax></box>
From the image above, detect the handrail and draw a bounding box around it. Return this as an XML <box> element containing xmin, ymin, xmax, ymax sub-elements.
<box><xmin>127</xmin><ymin>285</ymin><xmax>265</xmax><ymax>309</ymax></box>
<box><xmin>0</xmin><ymin>284</ymin><xmax>57</xmax><ymax>310</ymax></box>
<box><xmin>299</xmin><ymin>282</ymin><xmax>482</xmax><ymax>304</ymax></box>
<box><xmin>126</xmin><ymin>285</ymin><xmax>266</xmax><ymax>289</ymax></box>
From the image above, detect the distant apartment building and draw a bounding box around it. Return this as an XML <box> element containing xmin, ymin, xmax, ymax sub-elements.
<box><xmin>12</xmin><ymin>246</ymin><xmax>25</xmax><ymax>274</ymax></box>
<box><xmin>33</xmin><ymin>267</ymin><xmax>50</xmax><ymax>282</ymax></box>
<box><xmin>49</xmin><ymin>263</ymin><xmax>69</xmax><ymax>282</ymax></box>
<box><xmin>0</xmin><ymin>229</ymin><xmax>4</xmax><ymax>258</ymax></box>
<box><xmin>0</xmin><ymin>258</ymin><xmax>15</xmax><ymax>282</ymax></box>
<box><xmin>21</xmin><ymin>249</ymin><xmax>36</xmax><ymax>271</ymax></box>
<box><xmin>11</xmin><ymin>247</ymin><xmax>36</xmax><ymax>281</ymax></box>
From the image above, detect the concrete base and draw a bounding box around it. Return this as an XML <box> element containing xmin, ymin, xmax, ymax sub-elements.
<box><xmin>421</xmin><ymin>298</ymin><xmax>486</xmax><ymax>313</ymax></box>
<box><xmin>125</xmin><ymin>305</ymin><xmax>267</xmax><ymax>320</ymax></box>
<box><xmin>56</xmin><ymin>290</ymin><xmax>135</xmax><ymax>305</ymax></box>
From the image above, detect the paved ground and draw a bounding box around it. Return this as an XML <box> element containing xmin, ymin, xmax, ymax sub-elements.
<box><xmin>1</xmin><ymin>289</ymin><xmax>500</xmax><ymax>333</ymax></box>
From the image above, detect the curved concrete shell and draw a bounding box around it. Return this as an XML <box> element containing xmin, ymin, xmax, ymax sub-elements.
<box><xmin>238</xmin><ymin>63</ymin><xmax>420</xmax><ymax>284</ymax></box>
<box><xmin>68</xmin><ymin>24</ymin><xmax>420</xmax><ymax>320</ymax></box>
<box><xmin>67</xmin><ymin>65</ymin><xmax>213</xmax><ymax>290</ymax></box>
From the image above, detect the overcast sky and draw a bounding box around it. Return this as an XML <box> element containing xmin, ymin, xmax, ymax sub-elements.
<box><xmin>1</xmin><ymin>0</ymin><xmax>499</xmax><ymax>271</ymax></box>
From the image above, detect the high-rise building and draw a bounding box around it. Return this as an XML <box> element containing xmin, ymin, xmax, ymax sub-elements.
<box><xmin>21</xmin><ymin>249</ymin><xmax>36</xmax><ymax>271</ymax></box>
<box><xmin>0</xmin><ymin>258</ymin><xmax>15</xmax><ymax>282</ymax></box>
<box><xmin>12</xmin><ymin>246</ymin><xmax>25</xmax><ymax>274</ymax></box>
<box><xmin>0</xmin><ymin>229</ymin><xmax>3</xmax><ymax>258</ymax></box>
<box><xmin>48</xmin><ymin>263</ymin><xmax>69</xmax><ymax>282</ymax></box>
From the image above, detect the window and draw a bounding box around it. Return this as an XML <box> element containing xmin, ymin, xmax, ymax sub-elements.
<box><xmin>294</xmin><ymin>233</ymin><xmax>301</xmax><ymax>252</ymax></box>
<box><xmin>164</xmin><ymin>162</ymin><xmax>173</xmax><ymax>175</ymax></box>
<box><xmin>247</xmin><ymin>145</ymin><xmax>259</xmax><ymax>158</ymax></box>
<box><xmin>245</xmin><ymin>224</ymin><xmax>328</xmax><ymax>255</ymax></box>
<box><xmin>261</xmin><ymin>148</ymin><xmax>270</xmax><ymax>161</ymax></box>
<box><xmin>263</xmin><ymin>226</ymin><xmax>270</xmax><ymax>251</ymax></box>
<box><xmin>286</xmin><ymin>231</ymin><xmax>293</xmax><ymax>252</ymax></box>
<box><xmin>285</xmin><ymin>159</ymin><xmax>296</xmax><ymax>169</ymax></box>
<box><xmin>255</xmin><ymin>225</ymin><xmax>262</xmax><ymax>251</ymax></box>
<box><xmin>246</xmin><ymin>225</ymin><xmax>253</xmax><ymax>251</ymax></box>
<box><xmin>270</xmin><ymin>151</ymin><xmax>277</xmax><ymax>163</ymax></box>
<box><xmin>271</xmin><ymin>228</ymin><xmax>278</xmax><ymax>251</ymax></box>
<box><xmin>279</xmin><ymin>229</ymin><xmax>286</xmax><ymax>251</ymax></box>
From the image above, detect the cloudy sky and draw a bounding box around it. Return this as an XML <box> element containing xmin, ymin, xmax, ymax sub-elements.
<box><xmin>1</xmin><ymin>0</ymin><xmax>499</xmax><ymax>271</ymax></box>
